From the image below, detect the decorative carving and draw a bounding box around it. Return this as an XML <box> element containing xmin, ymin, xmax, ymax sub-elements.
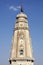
<box><xmin>20</xmin><ymin>34</ymin><xmax>24</xmax><ymax>39</ymax></box>
<box><xmin>14</xmin><ymin>27</ymin><xmax>28</xmax><ymax>31</ymax></box>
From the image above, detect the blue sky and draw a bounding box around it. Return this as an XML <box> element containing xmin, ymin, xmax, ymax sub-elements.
<box><xmin>0</xmin><ymin>0</ymin><xmax>43</xmax><ymax>65</ymax></box>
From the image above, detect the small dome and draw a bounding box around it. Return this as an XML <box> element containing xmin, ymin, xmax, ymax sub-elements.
<box><xmin>16</xmin><ymin>12</ymin><xmax>27</xmax><ymax>19</ymax></box>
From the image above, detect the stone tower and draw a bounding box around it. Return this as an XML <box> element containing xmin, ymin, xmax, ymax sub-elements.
<box><xmin>9</xmin><ymin>7</ymin><xmax>34</xmax><ymax>65</ymax></box>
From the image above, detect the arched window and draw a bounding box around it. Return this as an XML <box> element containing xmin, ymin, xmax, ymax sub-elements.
<box><xmin>20</xmin><ymin>50</ymin><xmax>23</xmax><ymax>55</ymax></box>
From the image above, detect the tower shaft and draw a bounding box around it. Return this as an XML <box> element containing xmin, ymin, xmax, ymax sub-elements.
<box><xmin>9</xmin><ymin>10</ymin><xmax>34</xmax><ymax>65</ymax></box>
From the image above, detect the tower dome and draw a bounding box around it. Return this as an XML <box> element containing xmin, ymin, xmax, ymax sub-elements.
<box><xmin>16</xmin><ymin>5</ymin><xmax>27</xmax><ymax>19</ymax></box>
<box><xmin>16</xmin><ymin>12</ymin><xmax>27</xmax><ymax>19</ymax></box>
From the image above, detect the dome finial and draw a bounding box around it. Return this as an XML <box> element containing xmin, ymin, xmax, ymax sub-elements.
<box><xmin>21</xmin><ymin>5</ymin><xmax>23</xmax><ymax>12</ymax></box>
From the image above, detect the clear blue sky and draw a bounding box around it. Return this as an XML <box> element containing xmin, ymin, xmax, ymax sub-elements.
<box><xmin>0</xmin><ymin>0</ymin><xmax>43</xmax><ymax>65</ymax></box>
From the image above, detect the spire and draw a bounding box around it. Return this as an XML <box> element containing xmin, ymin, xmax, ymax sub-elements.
<box><xmin>21</xmin><ymin>5</ymin><xmax>23</xmax><ymax>12</ymax></box>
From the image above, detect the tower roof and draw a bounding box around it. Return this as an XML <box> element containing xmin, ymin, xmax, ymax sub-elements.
<box><xmin>16</xmin><ymin>6</ymin><xmax>27</xmax><ymax>19</ymax></box>
<box><xmin>16</xmin><ymin>12</ymin><xmax>27</xmax><ymax>19</ymax></box>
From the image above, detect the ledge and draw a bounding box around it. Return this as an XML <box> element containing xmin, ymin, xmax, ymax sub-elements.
<box><xmin>9</xmin><ymin>58</ymin><xmax>34</xmax><ymax>64</ymax></box>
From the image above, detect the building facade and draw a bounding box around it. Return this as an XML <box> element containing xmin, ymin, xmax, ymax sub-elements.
<box><xmin>9</xmin><ymin>7</ymin><xmax>34</xmax><ymax>65</ymax></box>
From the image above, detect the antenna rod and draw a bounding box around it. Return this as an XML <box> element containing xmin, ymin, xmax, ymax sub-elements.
<box><xmin>21</xmin><ymin>5</ymin><xmax>23</xmax><ymax>12</ymax></box>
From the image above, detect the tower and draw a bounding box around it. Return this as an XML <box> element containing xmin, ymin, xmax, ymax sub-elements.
<box><xmin>9</xmin><ymin>7</ymin><xmax>34</xmax><ymax>65</ymax></box>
